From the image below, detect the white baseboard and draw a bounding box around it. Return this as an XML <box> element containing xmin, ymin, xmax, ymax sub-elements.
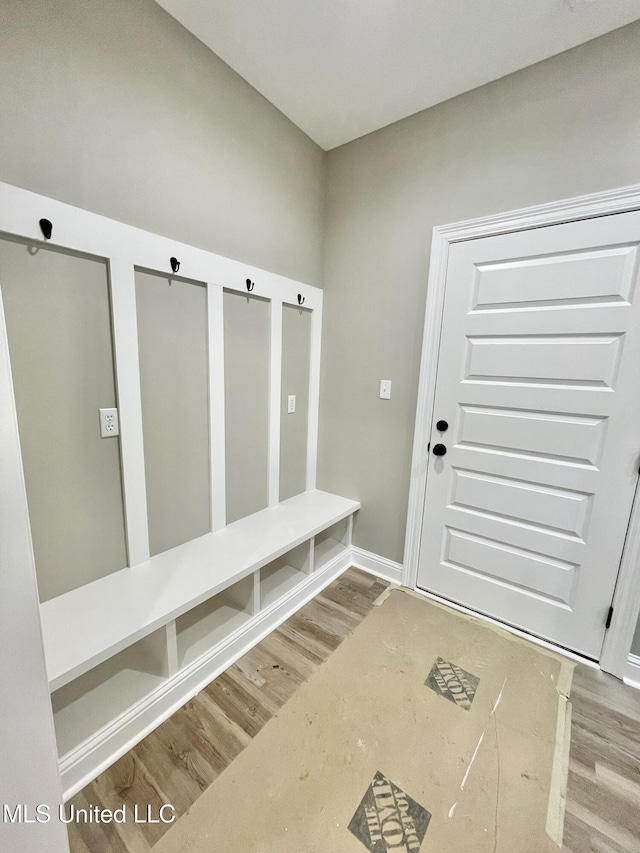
<box><xmin>350</xmin><ymin>546</ymin><xmax>404</xmax><ymax>585</ymax></box>
<box><xmin>59</xmin><ymin>543</ymin><xmax>640</xmax><ymax>799</ymax></box>
<box><xmin>60</xmin><ymin>545</ymin><xmax>404</xmax><ymax>798</ymax></box>
<box><xmin>59</xmin><ymin>548</ymin><xmax>353</xmax><ymax>800</ymax></box>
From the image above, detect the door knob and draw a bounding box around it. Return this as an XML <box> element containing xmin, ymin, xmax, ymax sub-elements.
<box><xmin>432</xmin><ymin>443</ymin><xmax>447</xmax><ymax>456</ymax></box>
<box><xmin>436</xmin><ymin>420</ymin><xmax>449</xmax><ymax>432</ymax></box>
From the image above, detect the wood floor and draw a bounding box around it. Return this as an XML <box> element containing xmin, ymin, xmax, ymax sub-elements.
<box><xmin>563</xmin><ymin>665</ymin><xmax>640</xmax><ymax>852</ymax></box>
<box><xmin>65</xmin><ymin>569</ymin><xmax>640</xmax><ymax>853</ymax></box>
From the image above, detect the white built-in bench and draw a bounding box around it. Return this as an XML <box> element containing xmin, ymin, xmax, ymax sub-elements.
<box><xmin>40</xmin><ymin>489</ymin><xmax>359</xmax><ymax>799</ymax></box>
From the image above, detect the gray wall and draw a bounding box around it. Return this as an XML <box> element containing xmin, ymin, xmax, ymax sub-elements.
<box><xmin>224</xmin><ymin>292</ymin><xmax>270</xmax><ymax>524</ymax></box>
<box><xmin>136</xmin><ymin>271</ymin><xmax>210</xmax><ymax>556</ymax></box>
<box><xmin>317</xmin><ymin>22</ymin><xmax>640</xmax><ymax>563</ymax></box>
<box><xmin>0</xmin><ymin>0</ymin><xmax>325</xmax><ymax>590</ymax></box>
<box><xmin>0</xmin><ymin>0</ymin><xmax>325</xmax><ymax>285</ymax></box>
<box><xmin>0</xmin><ymin>239</ymin><xmax>127</xmax><ymax>601</ymax></box>
<box><xmin>280</xmin><ymin>305</ymin><xmax>312</xmax><ymax>502</ymax></box>
<box><xmin>3</xmin><ymin>1</ymin><xmax>639</xmax><ymax>583</ymax></box>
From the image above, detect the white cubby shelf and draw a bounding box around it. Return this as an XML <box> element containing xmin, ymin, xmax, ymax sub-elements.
<box><xmin>315</xmin><ymin>517</ymin><xmax>351</xmax><ymax>570</ymax></box>
<box><xmin>0</xmin><ymin>183</ymin><xmax>360</xmax><ymax>806</ymax></box>
<box><xmin>41</xmin><ymin>489</ymin><xmax>358</xmax><ymax>799</ymax></box>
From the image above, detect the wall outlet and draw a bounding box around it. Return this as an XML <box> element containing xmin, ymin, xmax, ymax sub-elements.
<box><xmin>287</xmin><ymin>394</ymin><xmax>296</xmax><ymax>414</ymax></box>
<box><xmin>379</xmin><ymin>380</ymin><xmax>392</xmax><ymax>400</ymax></box>
<box><xmin>99</xmin><ymin>408</ymin><xmax>120</xmax><ymax>438</ymax></box>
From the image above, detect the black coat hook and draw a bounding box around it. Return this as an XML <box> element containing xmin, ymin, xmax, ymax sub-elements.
<box><xmin>297</xmin><ymin>294</ymin><xmax>305</xmax><ymax>306</ymax></box>
<box><xmin>39</xmin><ymin>218</ymin><xmax>53</xmax><ymax>240</ymax></box>
<box><xmin>170</xmin><ymin>257</ymin><xmax>180</xmax><ymax>273</ymax></box>
<box><xmin>246</xmin><ymin>278</ymin><xmax>255</xmax><ymax>292</ymax></box>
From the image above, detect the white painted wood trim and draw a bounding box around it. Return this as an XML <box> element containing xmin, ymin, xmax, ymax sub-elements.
<box><xmin>306</xmin><ymin>539</ymin><xmax>314</xmax><ymax>575</ymax></box>
<box><xmin>350</xmin><ymin>547</ymin><xmax>404</xmax><ymax>585</ymax></box>
<box><xmin>165</xmin><ymin>621</ymin><xmax>178</xmax><ymax>678</ymax></box>
<box><xmin>42</xmin><ymin>490</ymin><xmax>360</xmax><ymax>691</ymax></box>
<box><xmin>109</xmin><ymin>257</ymin><xmax>150</xmax><ymax>565</ymax></box>
<box><xmin>402</xmin><ymin>229</ymin><xmax>449</xmax><ymax>590</ymax></box>
<box><xmin>58</xmin><ymin>547</ymin><xmax>353</xmax><ymax>800</ymax></box>
<box><xmin>436</xmin><ymin>182</ymin><xmax>640</xmax><ymax>243</ymax></box>
<box><xmin>207</xmin><ymin>283</ymin><xmax>226</xmax><ymax>532</ymax></box>
<box><xmin>0</xmin><ymin>180</ymin><xmax>323</xmax><ymax>543</ymax></box>
<box><xmin>404</xmin><ymin>182</ymin><xmax>640</xmax><ymax>672</ymax></box>
<box><xmin>306</xmin><ymin>296</ymin><xmax>323</xmax><ymax>490</ymax></box>
<box><xmin>268</xmin><ymin>300</ymin><xmax>283</xmax><ymax>507</ymax></box>
<box><xmin>0</xmin><ymin>179</ymin><xmax>331</xmax><ymax>816</ymax></box>
<box><xmin>623</xmin><ymin>654</ymin><xmax>640</xmax><ymax>690</ymax></box>
<box><xmin>600</xmin><ymin>480</ymin><xmax>640</xmax><ymax>677</ymax></box>
<box><xmin>251</xmin><ymin>570</ymin><xmax>261</xmax><ymax>617</ymax></box>
<box><xmin>0</xmin><ymin>182</ymin><xmax>322</xmax><ymax>308</ymax></box>
<box><xmin>0</xmin><ymin>288</ymin><xmax>70</xmax><ymax>852</ymax></box>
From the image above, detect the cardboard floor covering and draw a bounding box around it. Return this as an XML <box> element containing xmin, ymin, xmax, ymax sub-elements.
<box><xmin>153</xmin><ymin>587</ymin><xmax>574</xmax><ymax>853</ymax></box>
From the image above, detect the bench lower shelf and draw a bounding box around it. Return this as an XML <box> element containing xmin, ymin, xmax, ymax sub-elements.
<box><xmin>177</xmin><ymin>596</ymin><xmax>252</xmax><ymax>670</ymax></box>
<box><xmin>55</xmin><ymin>542</ymin><xmax>354</xmax><ymax>800</ymax></box>
<box><xmin>52</xmin><ymin>632</ymin><xmax>167</xmax><ymax>758</ymax></box>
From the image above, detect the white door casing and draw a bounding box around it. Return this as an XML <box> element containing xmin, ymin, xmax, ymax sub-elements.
<box><xmin>412</xmin><ymin>207</ymin><xmax>640</xmax><ymax>660</ymax></box>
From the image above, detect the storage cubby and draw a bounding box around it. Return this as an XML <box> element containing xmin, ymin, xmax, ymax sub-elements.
<box><xmin>260</xmin><ymin>541</ymin><xmax>311</xmax><ymax>609</ymax></box>
<box><xmin>41</xmin><ymin>492</ymin><xmax>358</xmax><ymax>796</ymax></box>
<box><xmin>176</xmin><ymin>575</ymin><xmax>254</xmax><ymax>669</ymax></box>
<box><xmin>314</xmin><ymin>517</ymin><xmax>351</xmax><ymax>570</ymax></box>
<box><xmin>51</xmin><ymin>628</ymin><xmax>168</xmax><ymax>757</ymax></box>
<box><xmin>0</xmin><ymin>182</ymin><xmax>362</xmax><ymax>801</ymax></box>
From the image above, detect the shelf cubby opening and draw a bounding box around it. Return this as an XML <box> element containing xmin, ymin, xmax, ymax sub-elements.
<box><xmin>314</xmin><ymin>517</ymin><xmax>351</xmax><ymax>570</ymax></box>
<box><xmin>176</xmin><ymin>575</ymin><xmax>254</xmax><ymax>669</ymax></box>
<box><xmin>260</xmin><ymin>541</ymin><xmax>311</xmax><ymax>610</ymax></box>
<box><xmin>51</xmin><ymin>628</ymin><xmax>168</xmax><ymax>758</ymax></box>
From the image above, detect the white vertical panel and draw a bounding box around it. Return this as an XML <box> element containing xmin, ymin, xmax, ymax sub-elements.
<box><xmin>109</xmin><ymin>258</ymin><xmax>150</xmax><ymax>566</ymax></box>
<box><xmin>252</xmin><ymin>570</ymin><xmax>261</xmax><ymax>616</ymax></box>
<box><xmin>165</xmin><ymin>621</ymin><xmax>178</xmax><ymax>678</ymax></box>
<box><xmin>309</xmin><ymin>536</ymin><xmax>316</xmax><ymax>573</ymax></box>
<box><xmin>304</xmin><ymin>539</ymin><xmax>314</xmax><ymax>575</ymax></box>
<box><xmin>208</xmin><ymin>284</ymin><xmax>226</xmax><ymax>531</ymax></box>
<box><xmin>0</xmin><ymin>289</ymin><xmax>69</xmax><ymax>853</ymax></box>
<box><xmin>268</xmin><ymin>300</ymin><xmax>283</xmax><ymax>507</ymax></box>
<box><xmin>306</xmin><ymin>296</ymin><xmax>322</xmax><ymax>490</ymax></box>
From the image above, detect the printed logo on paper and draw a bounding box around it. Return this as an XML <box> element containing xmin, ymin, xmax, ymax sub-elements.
<box><xmin>348</xmin><ymin>770</ymin><xmax>431</xmax><ymax>853</ymax></box>
<box><xmin>425</xmin><ymin>657</ymin><xmax>479</xmax><ymax>711</ymax></box>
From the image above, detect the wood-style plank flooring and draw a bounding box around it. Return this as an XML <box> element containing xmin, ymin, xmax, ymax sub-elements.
<box><xmin>65</xmin><ymin>569</ymin><xmax>640</xmax><ymax>852</ymax></box>
<box><xmin>562</xmin><ymin>665</ymin><xmax>640</xmax><ymax>852</ymax></box>
<box><xmin>65</xmin><ymin>569</ymin><xmax>388</xmax><ymax>852</ymax></box>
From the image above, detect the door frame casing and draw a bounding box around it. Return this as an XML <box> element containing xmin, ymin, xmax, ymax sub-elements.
<box><xmin>403</xmin><ymin>182</ymin><xmax>640</xmax><ymax>677</ymax></box>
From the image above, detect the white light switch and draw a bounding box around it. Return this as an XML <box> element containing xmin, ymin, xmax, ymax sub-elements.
<box><xmin>99</xmin><ymin>408</ymin><xmax>119</xmax><ymax>437</ymax></box>
<box><xmin>379</xmin><ymin>380</ymin><xmax>392</xmax><ymax>400</ymax></box>
<box><xmin>287</xmin><ymin>395</ymin><xmax>296</xmax><ymax>413</ymax></box>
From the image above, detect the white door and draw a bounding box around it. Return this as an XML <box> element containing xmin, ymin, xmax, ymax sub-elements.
<box><xmin>417</xmin><ymin>211</ymin><xmax>640</xmax><ymax>659</ymax></box>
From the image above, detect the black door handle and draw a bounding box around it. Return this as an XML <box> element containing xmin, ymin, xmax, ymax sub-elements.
<box><xmin>432</xmin><ymin>443</ymin><xmax>447</xmax><ymax>457</ymax></box>
<box><xmin>436</xmin><ymin>420</ymin><xmax>449</xmax><ymax>432</ymax></box>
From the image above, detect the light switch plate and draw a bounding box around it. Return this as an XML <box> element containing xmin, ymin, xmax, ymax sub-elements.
<box><xmin>379</xmin><ymin>380</ymin><xmax>392</xmax><ymax>400</ymax></box>
<box><xmin>287</xmin><ymin>394</ymin><xmax>296</xmax><ymax>413</ymax></box>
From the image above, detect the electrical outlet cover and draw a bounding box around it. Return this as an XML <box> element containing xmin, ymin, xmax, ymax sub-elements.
<box><xmin>99</xmin><ymin>407</ymin><xmax>120</xmax><ymax>438</ymax></box>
